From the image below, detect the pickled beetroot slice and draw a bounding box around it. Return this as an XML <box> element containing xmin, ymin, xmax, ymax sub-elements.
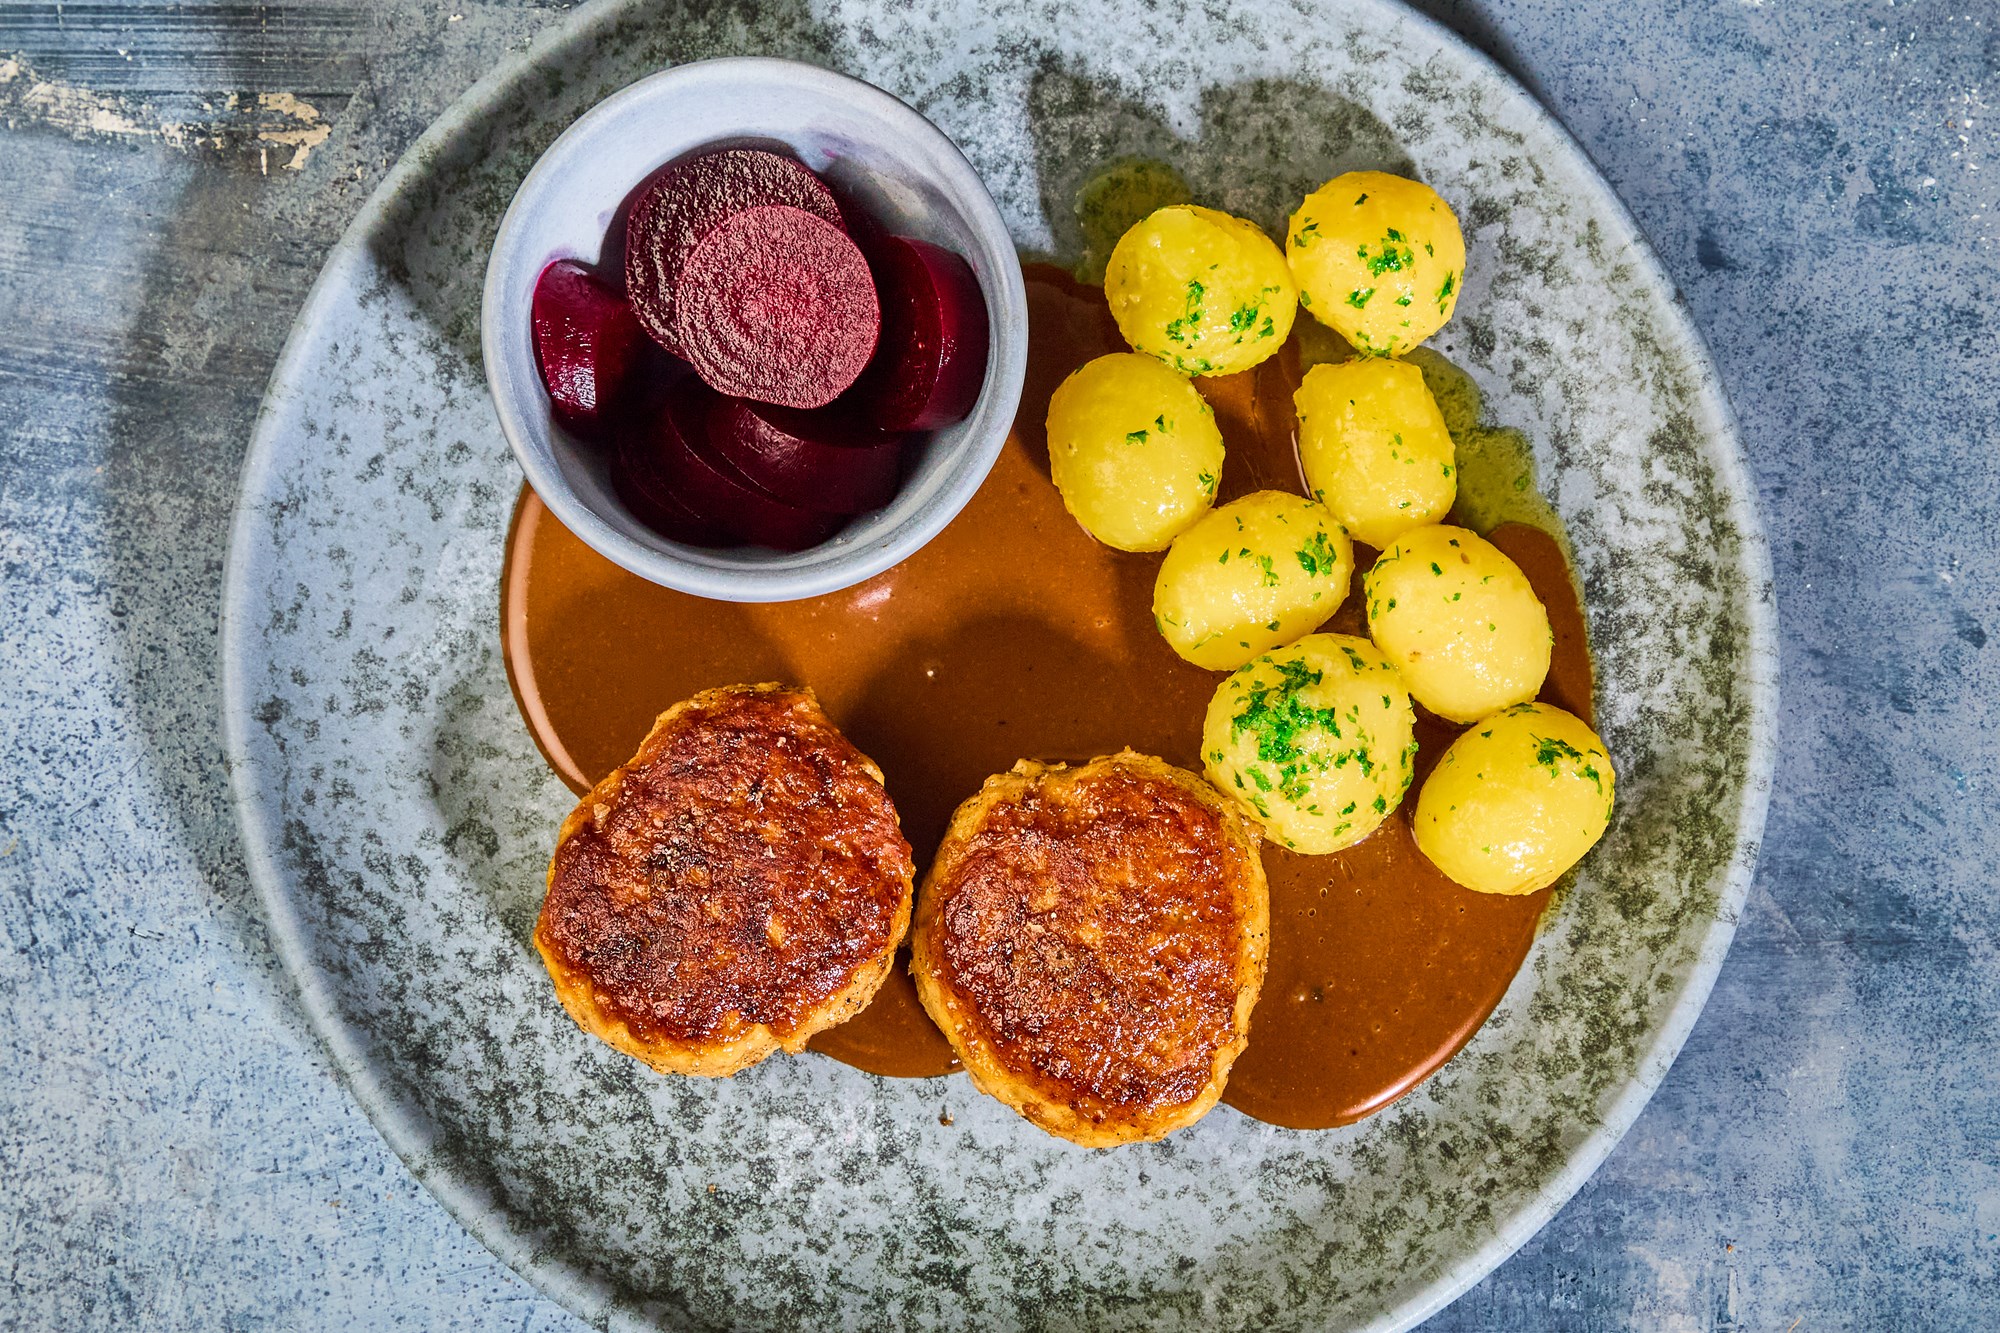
<box><xmin>707</xmin><ymin>398</ymin><xmax>906</xmax><ymax>515</ymax></box>
<box><xmin>860</xmin><ymin>236</ymin><xmax>990</xmax><ymax>431</ymax></box>
<box><xmin>674</xmin><ymin>205</ymin><xmax>881</xmax><ymax>410</ymax></box>
<box><xmin>531</xmin><ymin>260</ymin><xmax>645</xmax><ymax>440</ymax></box>
<box><xmin>623</xmin><ymin>149</ymin><xmax>844</xmax><ymax>355</ymax></box>
<box><xmin>647</xmin><ymin>379</ymin><xmax>845</xmax><ymax>550</ymax></box>
<box><xmin>612</xmin><ymin>422</ymin><xmax>731</xmax><ymax>548</ymax></box>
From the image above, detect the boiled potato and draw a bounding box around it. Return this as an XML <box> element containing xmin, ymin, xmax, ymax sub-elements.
<box><xmin>1294</xmin><ymin>358</ymin><xmax>1456</xmax><ymax>548</ymax></box>
<box><xmin>1364</xmin><ymin>525</ymin><xmax>1552</xmax><ymax>723</ymax></box>
<box><xmin>1105</xmin><ymin>205</ymin><xmax>1298</xmax><ymax>377</ymax></box>
<box><xmin>1154</xmin><ymin>491</ymin><xmax>1353</xmax><ymax>671</ymax></box>
<box><xmin>1047</xmin><ymin>352</ymin><xmax>1225</xmax><ymax>551</ymax></box>
<box><xmin>1202</xmin><ymin>633</ymin><xmax>1417</xmax><ymax>853</ymax></box>
<box><xmin>1414</xmin><ymin>703</ymin><xmax>1615</xmax><ymax>895</ymax></box>
<box><xmin>1288</xmin><ymin>171</ymin><xmax>1465</xmax><ymax>357</ymax></box>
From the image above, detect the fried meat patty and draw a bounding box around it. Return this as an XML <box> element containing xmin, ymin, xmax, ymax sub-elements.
<box><xmin>910</xmin><ymin>751</ymin><xmax>1269</xmax><ymax>1145</ymax></box>
<box><xmin>536</xmin><ymin>683</ymin><xmax>913</xmax><ymax>1076</ymax></box>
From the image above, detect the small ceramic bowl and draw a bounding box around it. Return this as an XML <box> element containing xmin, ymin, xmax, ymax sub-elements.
<box><xmin>482</xmin><ymin>57</ymin><xmax>1028</xmax><ymax>603</ymax></box>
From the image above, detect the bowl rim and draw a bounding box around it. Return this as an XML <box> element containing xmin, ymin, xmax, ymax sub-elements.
<box><xmin>479</xmin><ymin>54</ymin><xmax>1030</xmax><ymax>604</ymax></box>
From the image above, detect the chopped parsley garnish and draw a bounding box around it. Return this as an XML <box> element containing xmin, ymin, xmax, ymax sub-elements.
<box><xmin>1295</xmin><ymin>529</ymin><xmax>1342</xmax><ymax>577</ymax></box>
<box><xmin>1532</xmin><ymin>733</ymin><xmax>1605</xmax><ymax>792</ymax></box>
<box><xmin>1362</xmin><ymin>233</ymin><xmax>1414</xmax><ymax>277</ymax></box>
<box><xmin>1347</xmin><ymin>286</ymin><xmax>1375</xmax><ymax>309</ymax></box>
<box><xmin>1226</xmin><ymin>659</ymin><xmax>1357</xmax><ymax>802</ymax></box>
<box><xmin>1163</xmin><ymin>278</ymin><xmax>1206</xmax><ymax>346</ymax></box>
<box><xmin>1126</xmin><ymin>428</ymin><xmax>1149</xmax><ymax>445</ymax></box>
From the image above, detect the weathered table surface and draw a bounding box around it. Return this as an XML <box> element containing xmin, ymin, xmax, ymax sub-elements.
<box><xmin>1</xmin><ymin>0</ymin><xmax>1994</xmax><ymax>1327</ymax></box>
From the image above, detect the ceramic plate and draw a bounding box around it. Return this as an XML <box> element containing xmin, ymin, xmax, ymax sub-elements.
<box><xmin>221</xmin><ymin>0</ymin><xmax>1777</xmax><ymax>1328</ymax></box>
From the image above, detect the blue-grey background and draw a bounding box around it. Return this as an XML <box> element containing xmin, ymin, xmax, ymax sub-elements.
<box><xmin>0</xmin><ymin>0</ymin><xmax>1993</xmax><ymax>1327</ymax></box>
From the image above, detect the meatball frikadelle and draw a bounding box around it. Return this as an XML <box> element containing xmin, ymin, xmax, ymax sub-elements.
<box><xmin>536</xmin><ymin>683</ymin><xmax>914</xmax><ymax>1077</ymax></box>
<box><xmin>910</xmin><ymin>752</ymin><xmax>1270</xmax><ymax>1147</ymax></box>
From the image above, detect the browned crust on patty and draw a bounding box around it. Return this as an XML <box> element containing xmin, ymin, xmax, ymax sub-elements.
<box><xmin>910</xmin><ymin>751</ymin><xmax>1269</xmax><ymax>1146</ymax></box>
<box><xmin>536</xmin><ymin>683</ymin><xmax>914</xmax><ymax>1077</ymax></box>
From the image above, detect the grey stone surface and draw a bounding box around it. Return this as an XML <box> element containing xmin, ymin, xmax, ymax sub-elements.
<box><xmin>0</xmin><ymin>2</ymin><xmax>1991</xmax><ymax>1331</ymax></box>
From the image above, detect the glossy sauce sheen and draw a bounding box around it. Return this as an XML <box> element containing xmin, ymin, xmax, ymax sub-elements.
<box><xmin>502</xmin><ymin>266</ymin><xmax>1595</xmax><ymax>1126</ymax></box>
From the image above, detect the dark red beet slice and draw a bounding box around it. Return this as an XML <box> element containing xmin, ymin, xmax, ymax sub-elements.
<box><xmin>674</xmin><ymin>205</ymin><xmax>881</xmax><ymax>410</ymax></box>
<box><xmin>531</xmin><ymin>260</ymin><xmax>646</xmax><ymax>441</ymax></box>
<box><xmin>646</xmin><ymin>379</ymin><xmax>845</xmax><ymax>550</ymax></box>
<box><xmin>622</xmin><ymin>149</ymin><xmax>844</xmax><ymax>356</ymax></box>
<box><xmin>707</xmin><ymin>398</ymin><xmax>906</xmax><ymax>514</ymax></box>
<box><xmin>859</xmin><ymin>236</ymin><xmax>991</xmax><ymax>431</ymax></box>
<box><xmin>611</xmin><ymin>421</ymin><xmax>731</xmax><ymax>548</ymax></box>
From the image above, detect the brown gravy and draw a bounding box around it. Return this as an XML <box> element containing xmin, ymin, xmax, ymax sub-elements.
<box><xmin>499</xmin><ymin>265</ymin><xmax>1593</xmax><ymax>1127</ymax></box>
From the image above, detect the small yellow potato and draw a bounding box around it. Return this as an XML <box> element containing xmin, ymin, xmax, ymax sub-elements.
<box><xmin>1046</xmin><ymin>352</ymin><xmax>1225</xmax><ymax>551</ymax></box>
<box><xmin>1294</xmin><ymin>358</ymin><xmax>1457</xmax><ymax>548</ymax></box>
<box><xmin>1288</xmin><ymin>170</ymin><xmax>1465</xmax><ymax>357</ymax></box>
<box><xmin>1364</xmin><ymin>525</ymin><xmax>1552</xmax><ymax>723</ymax></box>
<box><xmin>1414</xmin><ymin>703</ymin><xmax>1615</xmax><ymax>895</ymax></box>
<box><xmin>1105</xmin><ymin>205</ymin><xmax>1299</xmax><ymax>377</ymax></box>
<box><xmin>1202</xmin><ymin>633</ymin><xmax>1417</xmax><ymax>853</ymax></box>
<box><xmin>1153</xmin><ymin>491</ymin><xmax>1353</xmax><ymax>671</ymax></box>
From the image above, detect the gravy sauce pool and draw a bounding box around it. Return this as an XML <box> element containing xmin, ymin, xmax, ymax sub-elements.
<box><xmin>501</xmin><ymin>265</ymin><xmax>1595</xmax><ymax>1127</ymax></box>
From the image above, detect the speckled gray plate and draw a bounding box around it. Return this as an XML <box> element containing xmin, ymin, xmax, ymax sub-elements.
<box><xmin>220</xmin><ymin>1</ymin><xmax>1778</xmax><ymax>1328</ymax></box>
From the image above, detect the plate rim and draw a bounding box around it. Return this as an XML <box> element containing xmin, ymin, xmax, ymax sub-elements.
<box><xmin>219</xmin><ymin>0</ymin><xmax>1780</xmax><ymax>1327</ymax></box>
